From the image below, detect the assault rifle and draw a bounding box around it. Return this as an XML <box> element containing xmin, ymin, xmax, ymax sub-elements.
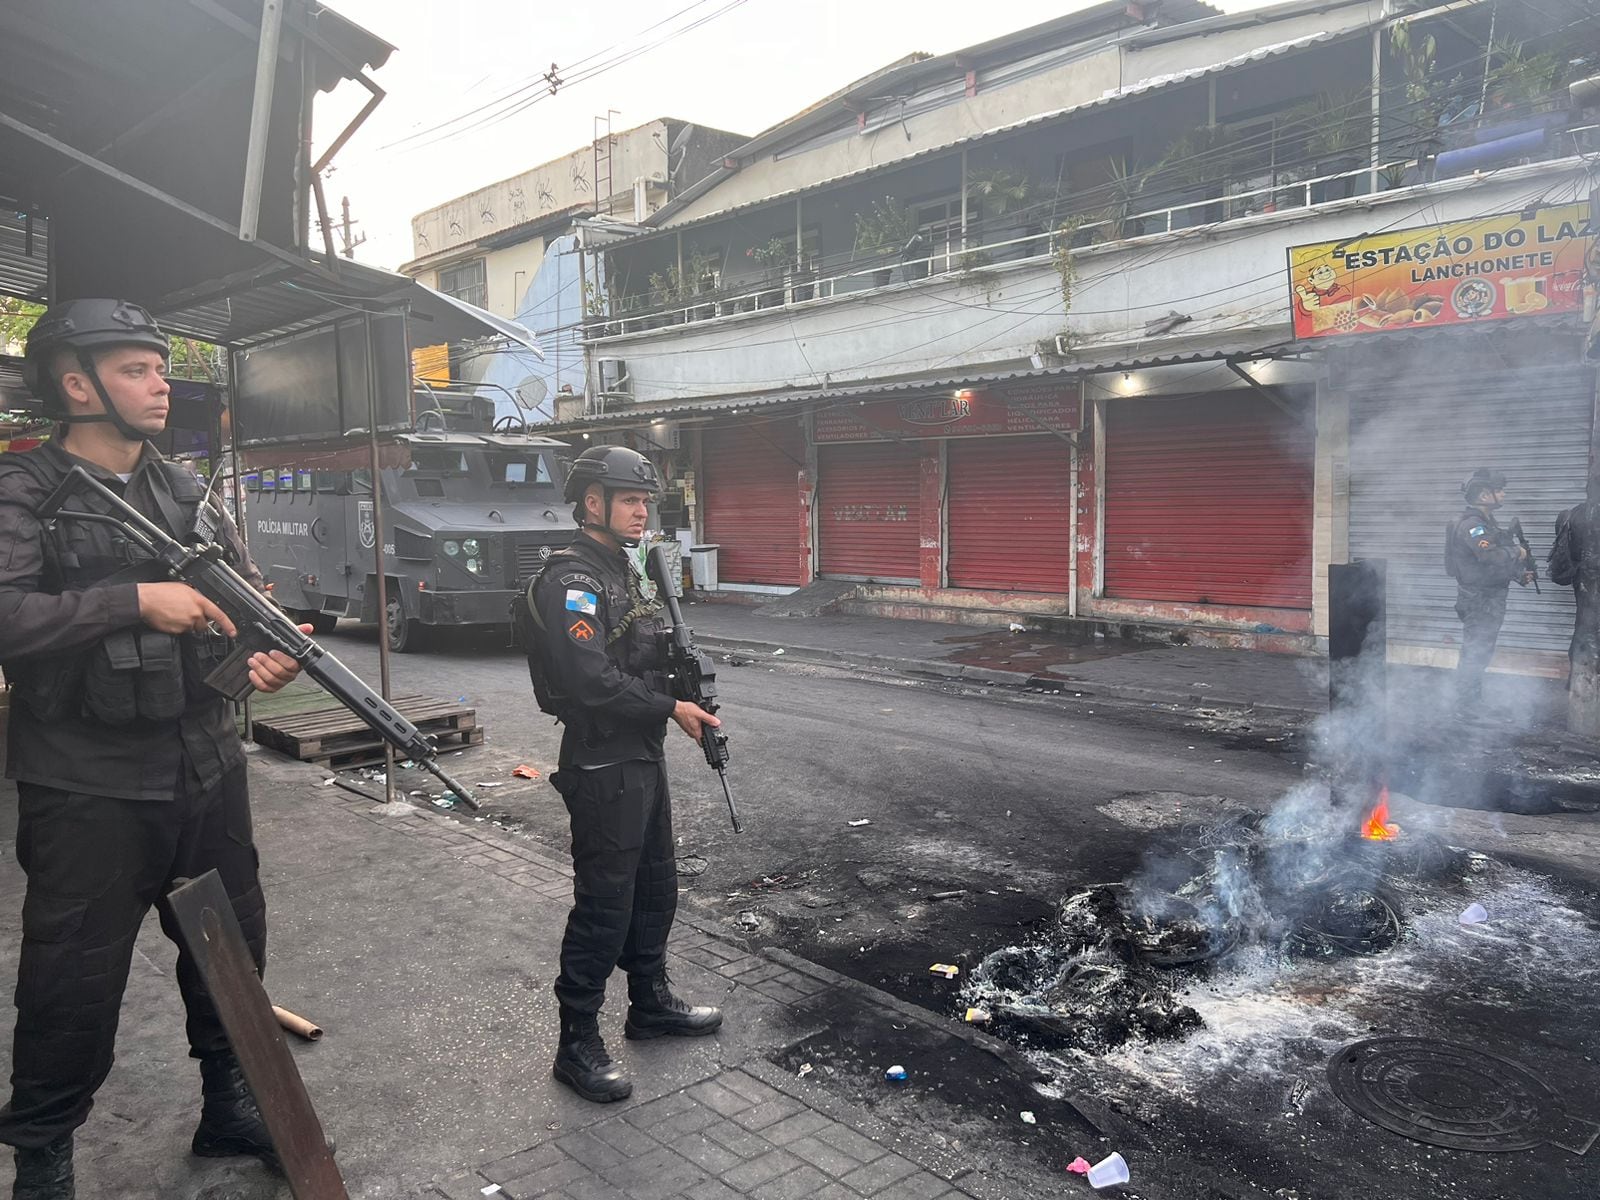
<box><xmin>645</xmin><ymin>544</ymin><xmax>742</xmax><ymax>833</ymax></box>
<box><xmin>38</xmin><ymin>466</ymin><xmax>480</xmax><ymax>810</ymax></box>
<box><xmin>1509</xmin><ymin>518</ymin><xmax>1541</xmax><ymax>594</ymax></box>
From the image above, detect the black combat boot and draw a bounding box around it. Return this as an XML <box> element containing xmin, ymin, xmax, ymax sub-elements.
<box><xmin>192</xmin><ymin>1050</ymin><xmax>280</xmax><ymax>1170</ymax></box>
<box><xmin>624</xmin><ymin>970</ymin><xmax>723</xmax><ymax>1040</ymax></box>
<box><xmin>12</xmin><ymin>1134</ymin><xmax>73</xmax><ymax>1200</ymax></box>
<box><xmin>553</xmin><ymin>1007</ymin><xmax>633</xmax><ymax>1103</ymax></box>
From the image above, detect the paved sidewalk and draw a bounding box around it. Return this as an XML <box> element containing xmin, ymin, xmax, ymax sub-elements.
<box><xmin>682</xmin><ymin>598</ymin><xmax>1582</xmax><ymax>720</ymax></box>
<box><xmin>0</xmin><ymin>718</ymin><xmax>1067</xmax><ymax>1200</ymax></box>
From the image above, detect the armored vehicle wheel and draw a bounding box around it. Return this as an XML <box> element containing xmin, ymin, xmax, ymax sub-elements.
<box><xmin>385</xmin><ymin>596</ymin><xmax>426</xmax><ymax>653</ymax></box>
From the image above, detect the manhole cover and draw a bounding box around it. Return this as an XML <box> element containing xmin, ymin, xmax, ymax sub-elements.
<box><xmin>1328</xmin><ymin>1037</ymin><xmax>1600</xmax><ymax>1154</ymax></box>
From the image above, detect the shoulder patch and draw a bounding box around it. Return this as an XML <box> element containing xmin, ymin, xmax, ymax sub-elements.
<box><xmin>1469</xmin><ymin>526</ymin><xmax>1486</xmax><ymax>538</ymax></box>
<box><xmin>565</xmin><ymin>588</ymin><xmax>598</xmax><ymax>615</ymax></box>
<box><xmin>566</xmin><ymin>616</ymin><xmax>598</xmax><ymax>642</ymax></box>
<box><xmin>558</xmin><ymin>571</ymin><xmax>603</xmax><ymax>593</ymax></box>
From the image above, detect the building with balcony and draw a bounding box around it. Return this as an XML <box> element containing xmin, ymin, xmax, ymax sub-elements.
<box><xmin>565</xmin><ymin>0</ymin><xmax>1598</xmax><ymax>677</ymax></box>
<box><xmin>400</xmin><ymin>118</ymin><xmax>746</xmax><ymax>417</ymax></box>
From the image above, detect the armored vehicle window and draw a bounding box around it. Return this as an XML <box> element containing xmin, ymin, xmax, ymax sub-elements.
<box><xmin>315</xmin><ymin>471</ymin><xmax>340</xmax><ymax>493</ymax></box>
<box><xmin>350</xmin><ymin>470</ymin><xmax>372</xmax><ymax>494</ymax></box>
<box><xmin>415</xmin><ymin>478</ymin><xmax>446</xmax><ymax>497</ymax></box>
<box><xmin>407</xmin><ymin>447</ymin><xmax>470</xmax><ymax>476</ymax></box>
<box><xmin>297</xmin><ymin>470</ymin><xmax>314</xmax><ymax>492</ymax></box>
<box><xmin>260</xmin><ymin>470</ymin><xmax>277</xmax><ymax>491</ymax></box>
<box><xmin>490</xmin><ymin>451</ymin><xmax>554</xmax><ymax>486</ymax></box>
<box><xmin>244</xmin><ymin>472</ymin><xmax>261</xmax><ymax>492</ymax></box>
<box><xmin>278</xmin><ymin>469</ymin><xmax>295</xmax><ymax>490</ymax></box>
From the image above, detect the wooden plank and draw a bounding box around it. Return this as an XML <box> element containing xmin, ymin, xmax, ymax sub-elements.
<box><xmin>166</xmin><ymin>872</ymin><xmax>348</xmax><ymax>1199</ymax></box>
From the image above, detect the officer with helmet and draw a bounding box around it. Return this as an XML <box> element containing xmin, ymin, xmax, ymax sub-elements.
<box><xmin>524</xmin><ymin>444</ymin><xmax>723</xmax><ymax>1103</ymax></box>
<box><xmin>0</xmin><ymin>300</ymin><xmax>307</xmax><ymax>1198</ymax></box>
<box><xmin>1445</xmin><ymin>467</ymin><xmax>1533</xmax><ymax>702</ymax></box>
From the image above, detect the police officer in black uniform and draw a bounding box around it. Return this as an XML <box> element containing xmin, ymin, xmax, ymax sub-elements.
<box><xmin>1446</xmin><ymin>468</ymin><xmax>1532</xmax><ymax>703</ymax></box>
<box><xmin>0</xmin><ymin>301</ymin><xmax>306</xmax><ymax>1199</ymax></box>
<box><xmin>527</xmin><ymin>446</ymin><xmax>722</xmax><ymax>1103</ymax></box>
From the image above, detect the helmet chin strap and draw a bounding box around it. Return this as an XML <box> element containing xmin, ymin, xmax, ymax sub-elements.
<box><xmin>56</xmin><ymin>349</ymin><xmax>149</xmax><ymax>442</ymax></box>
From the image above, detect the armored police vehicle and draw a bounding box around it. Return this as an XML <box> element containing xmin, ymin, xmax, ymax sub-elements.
<box><xmin>243</xmin><ymin>428</ymin><xmax>576</xmax><ymax>651</ymax></box>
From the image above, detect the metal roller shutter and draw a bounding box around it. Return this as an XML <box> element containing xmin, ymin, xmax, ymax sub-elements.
<box><xmin>1104</xmin><ymin>395</ymin><xmax>1314</xmax><ymax>608</ymax></box>
<box><xmin>946</xmin><ymin>436</ymin><xmax>1073</xmax><ymax>592</ymax></box>
<box><xmin>1348</xmin><ymin>364</ymin><xmax>1592</xmax><ymax>655</ymax></box>
<box><xmin>818</xmin><ymin>441</ymin><xmax>923</xmax><ymax>582</ymax></box>
<box><xmin>702</xmin><ymin>421</ymin><xmax>805</xmax><ymax>586</ymax></box>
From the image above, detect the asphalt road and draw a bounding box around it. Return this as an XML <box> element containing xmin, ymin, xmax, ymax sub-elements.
<box><xmin>295</xmin><ymin>623</ymin><xmax>1600</xmax><ymax>1200</ymax></box>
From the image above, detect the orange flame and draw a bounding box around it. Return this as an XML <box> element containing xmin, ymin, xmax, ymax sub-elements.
<box><xmin>1361</xmin><ymin>787</ymin><xmax>1401</xmax><ymax>841</ymax></box>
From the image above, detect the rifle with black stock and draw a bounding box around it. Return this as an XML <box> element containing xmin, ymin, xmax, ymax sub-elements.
<box><xmin>38</xmin><ymin>465</ymin><xmax>482</xmax><ymax>810</ymax></box>
<box><xmin>1509</xmin><ymin>518</ymin><xmax>1541</xmax><ymax>594</ymax></box>
<box><xmin>645</xmin><ymin>544</ymin><xmax>742</xmax><ymax>833</ymax></box>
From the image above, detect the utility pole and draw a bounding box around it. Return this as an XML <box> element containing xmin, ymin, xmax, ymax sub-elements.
<box><xmin>1568</xmin><ymin>182</ymin><xmax>1600</xmax><ymax>737</ymax></box>
<box><xmin>336</xmin><ymin>195</ymin><xmax>366</xmax><ymax>259</ymax></box>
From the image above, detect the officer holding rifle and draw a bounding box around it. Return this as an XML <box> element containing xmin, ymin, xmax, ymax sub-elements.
<box><xmin>521</xmin><ymin>445</ymin><xmax>723</xmax><ymax>1104</ymax></box>
<box><xmin>0</xmin><ymin>300</ymin><xmax>308</xmax><ymax>1199</ymax></box>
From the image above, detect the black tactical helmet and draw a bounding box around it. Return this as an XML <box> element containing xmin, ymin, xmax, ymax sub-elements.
<box><xmin>22</xmin><ymin>299</ymin><xmax>170</xmax><ymax>430</ymax></box>
<box><xmin>1463</xmin><ymin>468</ymin><xmax>1507</xmax><ymax>501</ymax></box>
<box><xmin>563</xmin><ymin>445</ymin><xmax>662</xmax><ymax>503</ymax></box>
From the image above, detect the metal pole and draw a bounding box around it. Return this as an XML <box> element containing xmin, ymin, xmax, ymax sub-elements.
<box><xmin>363</xmin><ymin>312</ymin><xmax>396</xmax><ymax>805</ymax></box>
<box><xmin>228</xmin><ymin>348</ymin><xmax>254</xmax><ymax>743</ymax></box>
<box><xmin>240</xmin><ymin>0</ymin><xmax>285</xmax><ymax>243</ymax></box>
<box><xmin>959</xmin><ymin>147</ymin><xmax>969</xmax><ymax>250</ymax></box>
<box><xmin>1370</xmin><ymin>26</ymin><xmax>1383</xmax><ymax>193</ymax></box>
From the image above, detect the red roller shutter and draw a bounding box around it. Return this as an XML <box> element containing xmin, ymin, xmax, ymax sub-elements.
<box><xmin>947</xmin><ymin>436</ymin><xmax>1073</xmax><ymax>592</ymax></box>
<box><xmin>1104</xmin><ymin>395</ymin><xmax>1312</xmax><ymax>608</ymax></box>
<box><xmin>818</xmin><ymin>442</ymin><xmax>922</xmax><ymax>581</ymax></box>
<box><xmin>702</xmin><ymin>421</ymin><xmax>804</xmax><ymax>585</ymax></box>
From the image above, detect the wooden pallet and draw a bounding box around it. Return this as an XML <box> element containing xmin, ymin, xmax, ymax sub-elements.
<box><xmin>252</xmin><ymin>692</ymin><xmax>480</xmax><ymax>768</ymax></box>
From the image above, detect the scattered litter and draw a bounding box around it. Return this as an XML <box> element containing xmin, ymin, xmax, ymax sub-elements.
<box><xmin>457</xmin><ymin>696</ymin><xmax>468</xmax><ymax>703</ymax></box>
<box><xmin>1459</xmin><ymin>902</ymin><xmax>1489</xmax><ymax>925</ymax></box>
<box><xmin>675</xmin><ymin>855</ymin><xmax>709</xmax><ymax>878</ymax></box>
<box><xmin>480</xmin><ymin>1186</ymin><xmax>503</xmax><ymax>1196</ymax></box>
<box><xmin>926</xmin><ymin>890</ymin><xmax>966</xmax><ymax>901</ymax></box>
<box><xmin>1004</xmin><ymin>886</ymin><xmax>1025</xmax><ymax>893</ymax></box>
<box><xmin>1067</xmin><ymin>1157</ymin><xmax>1092</xmax><ymax>1175</ymax></box>
<box><xmin>724</xmin><ymin>654</ymin><xmax>753</xmax><ymax>667</ymax></box>
<box><xmin>399</xmin><ymin>760</ymin><xmax>415</xmax><ymax>769</ymax></box>
<box><xmin>318</xmin><ymin>778</ymin><xmax>336</xmax><ymax>787</ymax></box>
<box><xmin>409</xmin><ymin>790</ymin><xmax>425</xmax><ymax>797</ymax></box>
<box><xmin>545</xmin><ymin>1121</ymin><xmax>561</xmax><ymax>1132</ymax></box>
<box><xmin>1008</xmin><ymin>622</ymin><xmax>1027</xmax><ymax>632</ymax></box>
<box><xmin>1020</xmin><ymin>1111</ymin><xmax>1037</xmax><ymax>1125</ymax></box>
<box><xmin>772</xmin><ymin>648</ymin><xmax>785</xmax><ymax>656</ymax></box>
<box><xmin>512</xmin><ymin>764</ymin><xmax>540</xmax><ymax>780</ymax></box>
<box><xmin>964</xmin><ymin>1007</ymin><xmax>991</xmax><ymax>1024</ymax></box>
<box><xmin>929</xmin><ymin>963</ymin><xmax>960</xmax><ymax>979</ymax></box>
<box><xmin>431</xmin><ymin>794</ymin><xmax>458</xmax><ymax>809</ymax></box>
<box><xmin>452</xmin><ymin>751</ymin><xmax>463</xmax><ymax>756</ymax></box>
<box><xmin>884</xmin><ymin>1065</ymin><xmax>908</xmax><ymax>1084</ymax></box>
<box><xmin>797</xmin><ymin>1063</ymin><xmax>813</xmax><ymax>1079</ymax></box>
<box><xmin>848</xmin><ymin>819</ymin><xmax>872</xmax><ymax>827</ymax></box>
<box><xmin>1087</xmin><ymin>1152</ymin><xmax>1129</xmax><ymax>1189</ymax></box>
<box><xmin>476</xmin><ymin>781</ymin><xmax>506</xmax><ymax>788</ymax></box>
<box><xmin>738</xmin><ymin>911</ymin><xmax>760</xmax><ymax>930</ymax></box>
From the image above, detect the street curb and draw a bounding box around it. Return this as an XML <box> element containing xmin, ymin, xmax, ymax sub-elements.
<box><xmin>699</xmin><ymin>635</ymin><xmax>1321</xmax><ymax>721</ymax></box>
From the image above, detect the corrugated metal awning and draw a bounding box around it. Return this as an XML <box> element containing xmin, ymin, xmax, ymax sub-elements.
<box><xmin>553</xmin><ymin>331</ymin><xmax>1293</xmax><ymax>431</ymax></box>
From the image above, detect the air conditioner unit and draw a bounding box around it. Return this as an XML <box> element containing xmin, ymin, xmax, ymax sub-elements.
<box><xmin>598</xmin><ymin>358</ymin><xmax>631</xmax><ymax>395</ymax></box>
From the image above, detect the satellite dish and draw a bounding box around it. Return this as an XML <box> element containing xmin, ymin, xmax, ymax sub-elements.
<box><xmin>515</xmin><ymin>375</ymin><xmax>549</xmax><ymax>414</ymax></box>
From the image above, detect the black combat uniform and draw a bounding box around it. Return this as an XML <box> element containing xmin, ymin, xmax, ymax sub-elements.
<box><xmin>0</xmin><ymin>441</ymin><xmax>267</xmax><ymax>1151</ymax></box>
<box><xmin>1446</xmin><ymin>506</ymin><xmax>1521</xmax><ymax>698</ymax></box>
<box><xmin>530</xmin><ymin>533</ymin><xmax>679</xmax><ymax>1014</ymax></box>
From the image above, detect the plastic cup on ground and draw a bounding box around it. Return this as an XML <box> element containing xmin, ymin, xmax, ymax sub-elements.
<box><xmin>1459</xmin><ymin>902</ymin><xmax>1488</xmax><ymax>925</ymax></box>
<box><xmin>1087</xmin><ymin>1152</ymin><xmax>1129</xmax><ymax>1189</ymax></box>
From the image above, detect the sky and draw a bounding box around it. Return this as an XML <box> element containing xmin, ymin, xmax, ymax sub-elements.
<box><xmin>315</xmin><ymin>0</ymin><xmax>1287</xmax><ymax>272</ymax></box>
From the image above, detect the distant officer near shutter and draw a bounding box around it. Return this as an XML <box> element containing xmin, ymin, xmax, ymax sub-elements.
<box><xmin>525</xmin><ymin>445</ymin><xmax>723</xmax><ymax>1104</ymax></box>
<box><xmin>1444</xmin><ymin>468</ymin><xmax>1531</xmax><ymax>704</ymax></box>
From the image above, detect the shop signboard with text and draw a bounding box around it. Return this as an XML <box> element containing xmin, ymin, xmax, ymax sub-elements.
<box><xmin>813</xmin><ymin>379</ymin><xmax>1084</xmax><ymax>443</ymax></box>
<box><xmin>1288</xmin><ymin>202</ymin><xmax>1592</xmax><ymax>340</ymax></box>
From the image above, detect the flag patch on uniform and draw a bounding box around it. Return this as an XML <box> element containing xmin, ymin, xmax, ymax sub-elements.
<box><xmin>1470</xmin><ymin>526</ymin><xmax>1486</xmax><ymax>537</ymax></box>
<box><xmin>565</xmin><ymin>589</ymin><xmax>598</xmax><ymax>615</ymax></box>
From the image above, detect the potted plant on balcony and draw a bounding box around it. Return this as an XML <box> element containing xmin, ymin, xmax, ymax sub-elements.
<box><xmin>1088</xmin><ymin>155</ymin><xmax>1149</xmax><ymax>242</ymax></box>
<box><xmin>1284</xmin><ymin>90</ymin><xmax>1370</xmax><ymax>203</ymax></box>
<box><xmin>1151</xmin><ymin>125</ymin><xmax>1234</xmax><ymax>228</ymax></box>
<box><xmin>854</xmin><ymin>196</ymin><xmax>921</xmax><ymax>286</ymax></box>
<box><xmin>965</xmin><ymin>165</ymin><xmax>1036</xmax><ymax>257</ymax></box>
<box><xmin>747</xmin><ymin>237</ymin><xmax>794</xmax><ymax>309</ymax></box>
